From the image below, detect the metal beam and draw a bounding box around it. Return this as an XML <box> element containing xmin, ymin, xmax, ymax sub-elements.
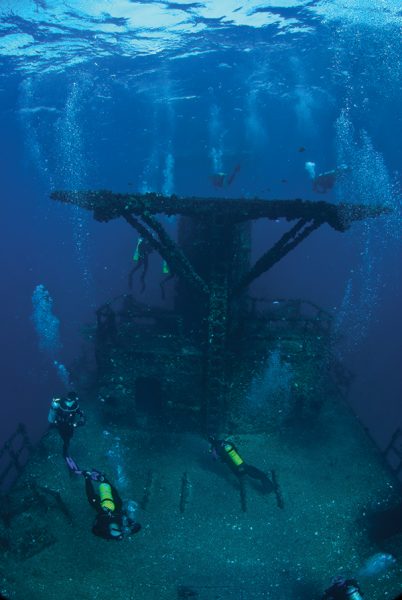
<box><xmin>123</xmin><ymin>211</ymin><xmax>209</xmax><ymax>296</ymax></box>
<box><xmin>233</xmin><ymin>218</ymin><xmax>321</xmax><ymax>296</ymax></box>
<box><xmin>51</xmin><ymin>190</ymin><xmax>391</xmax><ymax>232</ymax></box>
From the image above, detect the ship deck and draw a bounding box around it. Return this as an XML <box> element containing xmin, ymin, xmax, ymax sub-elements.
<box><xmin>1</xmin><ymin>395</ymin><xmax>402</xmax><ymax>600</ymax></box>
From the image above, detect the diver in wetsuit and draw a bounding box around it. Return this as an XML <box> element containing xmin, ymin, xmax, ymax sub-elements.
<box><xmin>128</xmin><ymin>236</ymin><xmax>155</xmax><ymax>293</ymax></box>
<box><xmin>322</xmin><ymin>577</ymin><xmax>364</xmax><ymax>599</ymax></box>
<box><xmin>48</xmin><ymin>393</ymin><xmax>86</xmax><ymax>457</ymax></box>
<box><xmin>83</xmin><ymin>470</ymin><xmax>141</xmax><ymax>541</ymax></box>
<box><xmin>210</xmin><ymin>164</ymin><xmax>241</xmax><ymax>188</ymax></box>
<box><xmin>312</xmin><ymin>164</ymin><xmax>349</xmax><ymax>194</ymax></box>
<box><xmin>208</xmin><ymin>436</ymin><xmax>274</xmax><ymax>493</ymax></box>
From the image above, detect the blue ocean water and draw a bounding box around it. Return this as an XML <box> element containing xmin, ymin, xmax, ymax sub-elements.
<box><xmin>0</xmin><ymin>1</ymin><xmax>401</xmax><ymax>464</ymax></box>
<box><xmin>1</xmin><ymin>4</ymin><xmax>402</xmax><ymax>600</ymax></box>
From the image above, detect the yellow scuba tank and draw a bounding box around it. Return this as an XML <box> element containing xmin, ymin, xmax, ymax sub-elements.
<box><xmin>99</xmin><ymin>483</ymin><xmax>115</xmax><ymax>512</ymax></box>
<box><xmin>133</xmin><ymin>237</ymin><xmax>143</xmax><ymax>262</ymax></box>
<box><xmin>224</xmin><ymin>443</ymin><xmax>244</xmax><ymax>467</ymax></box>
<box><xmin>162</xmin><ymin>260</ymin><xmax>170</xmax><ymax>274</ymax></box>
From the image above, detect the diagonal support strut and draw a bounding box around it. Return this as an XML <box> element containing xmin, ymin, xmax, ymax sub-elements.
<box><xmin>233</xmin><ymin>218</ymin><xmax>322</xmax><ymax>296</ymax></box>
<box><xmin>123</xmin><ymin>211</ymin><xmax>209</xmax><ymax>296</ymax></box>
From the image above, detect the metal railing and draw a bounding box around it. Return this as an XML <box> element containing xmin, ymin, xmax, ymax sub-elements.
<box><xmin>0</xmin><ymin>423</ymin><xmax>33</xmax><ymax>493</ymax></box>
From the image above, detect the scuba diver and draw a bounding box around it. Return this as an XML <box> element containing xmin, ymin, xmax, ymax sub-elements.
<box><xmin>48</xmin><ymin>392</ymin><xmax>86</xmax><ymax>457</ymax></box>
<box><xmin>305</xmin><ymin>161</ymin><xmax>349</xmax><ymax>194</ymax></box>
<box><xmin>129</xmin><ymin>236</ymin><xmax>174</xmax><ymax>299</ymax></box>
<box><xmin>322</xmin><ymin>577</ymin><xmax>364</xmax><ymax>599</ymax></box>
<box><xmin>66</xmin><ymin>458</ymin><xmax>141</xmax><ymax>541</ymax></box>
<box><xmin>128</xmin><ymin>236</ymin><xmax>155</xmax><ymax>293</ymax></box>
<box><xmin>208</xmin><ymin>436</ymin><xmax>274</xmax><ymax>493</ymax></box>
<box><xmin>210</xmin><ymin>163</ymin><xmax>241</xmax><ymax>188</ymax></box>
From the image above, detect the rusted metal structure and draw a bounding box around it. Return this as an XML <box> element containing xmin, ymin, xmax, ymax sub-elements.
<box><xmin>52</xmin><ymin>190</ymin><xmax>389</xmax><ymax>433</ymax></box>
<box><xmin>0</xmin><ymin>423</ymin><xmax>33</xmax><ymax>493</ymax></box>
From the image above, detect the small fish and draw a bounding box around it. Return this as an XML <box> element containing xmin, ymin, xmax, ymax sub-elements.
<box><xmin>298</xmin><ymin>146</ymin><xmax>306</xmax><ymax>152</ymax></box>
<box><xmin>357</xmin><ymin>552</ymin><xmax>396</xmax><ymax>578</ymax></box>
<box><xmin>281</xmin><ymin>179</ymin><xmax>288</xmax><ymax>184</ymax></box>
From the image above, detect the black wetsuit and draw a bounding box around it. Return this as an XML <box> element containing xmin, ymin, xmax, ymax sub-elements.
<box><xmin>211</xmin><ymin>439</ymin><xmax>274</xmax><ymax>493</ymax></box>
<box><xmin>128</xmin><ymin>239</ymin><xmax>154</xmax><ymax>293</ymax></box>
<box><xmin>160</xmin><ymin>270</ymin><xmax>175</xmax><ymax>300</ymax></box>
<box><xmin>58</xmin><ymin>422</ymin><xmax>74</xmax><ymax>458</ymax></box>
<box><xmin>322</xmin><ymin>579</ymin><xmax>363</xmax><ymax>600</ymax></box>
<box><xmin>312</xmin><ymin>172</ymin><xmax>336</xmax><ymax>193</ymax></box>
<box><xmin>52</xmin><ymin>402</ymin><xmax>85</xmax><ymax>457</ymax></box>
<box><xmin>312</xmin><ymin>165</ymin><xmax>348</xmax><ymax>194</ymax></box>
<box><xmin>85</xmin><ymin>476</ymin><xmax>140</xmax><ymax>541</ymax></box>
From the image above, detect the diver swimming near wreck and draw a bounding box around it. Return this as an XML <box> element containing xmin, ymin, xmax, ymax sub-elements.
<box><xmin>208</xmin><ymin>436</ymin><xmax>275</xmax><ymax>494</ymax></box>
<box><xmin>210</xmin><ymin>163</ymin><xmax>241</xmax><ymax>188</ymax></box>
<box><xmin>66</xmin><ymin>457</ymin><xmax>141</xmax><ymax>541</ymax></box>
<box><xmin>129</xmin><ymin>236</ymin><xmax>155</xmax><ymax>293</ymax></box>
<box><xmin>305</xmin><ymin>161</ymin><xmax>349</xmax><ymax>194</ymax></box>
<box><xmin>48</xmin><ymin>392</ymin><xmax>86</xmax><ymax>457</ymax></box>
<box><xmin>321</xmin><ymin>577</ymin><xmax>364</xmax><ymax>600</ymax></box>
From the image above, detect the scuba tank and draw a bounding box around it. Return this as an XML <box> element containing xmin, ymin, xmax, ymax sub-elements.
<box><xmin>223</xmin><ymin>443</ymin><xmax>244</xmax><ymax>467</ymax></box>
<box><xmin>133</xmin><ymin>237</ymin><xmax>143</xmax><ymax>261</ymax></box>
<box><xmin>48</xmin><ymin>398</ymin><xmax>61</xmax><ymax>424</ymax></box>
<box><xmin>162</xmin><ymin>260</ymin><xmax>170</xmax><ymax>274</ymax></box>
<box><xmin>99</xmin><ymin>483</ymin><xmax>115</xmax><ymax>512</ymax></box>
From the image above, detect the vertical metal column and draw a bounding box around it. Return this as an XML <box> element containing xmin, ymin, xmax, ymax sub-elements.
<box><xmin>204</xmin><ymin>215</ymin><xmax>231</xmax><ymax>434</ymax></box>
